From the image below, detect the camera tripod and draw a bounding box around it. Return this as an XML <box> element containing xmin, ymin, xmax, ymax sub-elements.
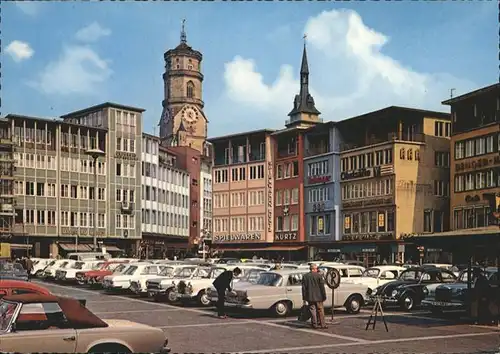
<box><xmin>365</xmin><ymin>296</ymin><xmax>389</xmax><ymax>332</ymax></box>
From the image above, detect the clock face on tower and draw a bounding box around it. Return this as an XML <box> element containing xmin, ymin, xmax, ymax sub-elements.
<box><xmin>182</xmin><ymin>107</ymin><xmax>198</xmax><ymax>124</ymax></box>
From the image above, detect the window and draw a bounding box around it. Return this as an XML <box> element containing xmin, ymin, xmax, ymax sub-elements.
<box><xmin>276</xmin><ymin>165</ymin><xmax>283</xmax><ymax>179</ymax></box>
<box><xmin>276</xmin><ymin>216</ymin><xmax>283</xmax><ymax>231</ymax></box>
<box><xmin>465</xmin><ymin>174</ymin><xmax>474</xmax><ymax>191</ymax></box>
<box><xmin>434</xmin><ymin>152</ymin><xmax>450</xmax><ymax>167</ymax></box>
<box><xmin>434</xmin><ymin>181</ymin><xmax>449</xmax><ymax>197</ymax></box>
<box><xmin>465</xmin><ymin>140</ymin><xmax>474</xmax><ymax>158</ymax></box>
<box><xmin>486</xmin><ymin>135</ymin><xmax>494</xmax><ymax>153</ymax></box>
<box><xmin>455</xmin><ymin>141</ymin><xmax>465</xmax><ymax>159</ymax></box>
<box><xmin>116</xmin><ymin>163</ymin><xmax>122</xmax><ymax>176</ymax></box>
<box><xmin>291</xmin><ymin>188</ymin><xmax>299</xmax><ymax>204</ymax></box>
<box><xmin>424</xmin><ymin>210</ymin><xmax>432</xmax><ymax>232</ymax></box>
<box><xmin>291</xmin><ymin>215</ymin><xmax>299</xmax><ymax>231</ymax></box>
<box><xmin>276</xmin><ymin>190</ymin><xmax>282</xmax><ymax>206</ymax></box>
<box><xmin>454</xmin><ymin>175</ymin><xmax>464</xmax><ymax>192</ymax></box>
<box><xmin>284</xmin><ymin>163</ymin><xmax>291</xmax><ymax>178</ymax></box>
<box><xmin>25</xmin><ymin>182</ymin><xmax>35</xmax><ymax>196</ymax></box>
<box><xmin>292</xmin><ymin>161</ymin><xmax>299</xmax><ymax>177</ymax></box>
<box><xmin>36</xmin><ymin>182</ymin><xmax>44</xmax><ymax>196</ymax></box>
<box><xmin>284</xmin><ymin>190</ymin><xmax>290</xmax><ymax>205</ymax></box>
<box><xmin>476</xmin><ymin>138</ymin><xmax>486</xmax><ymax>155</ymax></box>
<box><xmin>186</xmin><ymin>81</ymin><xmax>194</xmax><ymax>98</ymax></box>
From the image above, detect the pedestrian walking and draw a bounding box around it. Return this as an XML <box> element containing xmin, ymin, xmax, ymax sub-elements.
<box><xmin>212</xmin><ymin>267</ymin><xmax>242</xmax><ymax>319</ymax></box>
<box><xmin>473</xmin><ymin>268</ymin><xmax>492</xmax><ymax>325</ymax></box>
<box><xmin>25</xmin><ymin>256</ymin><xmax>33</xmax><ymax>281</ymax></box>
<box><xmin>301</xmin><ymin>263</ymin><xmax>327</xmax><ymax>329</ymax></box>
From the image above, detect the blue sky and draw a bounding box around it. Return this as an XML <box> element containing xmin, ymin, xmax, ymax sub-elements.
<box><xmin>2</xmin><ymin>1</ymin><xmax>497</xmax><ymax>137</ymax></box>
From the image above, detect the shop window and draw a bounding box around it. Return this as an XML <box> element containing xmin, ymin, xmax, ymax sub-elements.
<box><xmin>369</xmin><ymin>212</ymin><xmax>376</xmax><ymax>232</ymax></box>
<box><xmin>360</xmin><ymin>212</ymin><xmax>369</xmax><ymax>233</ymax></box>
<box><xmin>352</xmin><ymin>213</ymin><xmax>360</xmax><ymax>233</ymax></box>
<box><xmin>453</xmin><ymin>209</ymin><xmax>463</xmax><ymax>230</ymax></box>
<box><xmin>317</xmin><ymin>216</ymin><xmax>324</xmax><ymax>234</ymax></box>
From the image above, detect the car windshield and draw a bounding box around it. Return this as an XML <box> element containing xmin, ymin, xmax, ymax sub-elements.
<box><xmin>0</xmin><ymin>262</ymin><xmax>14</xmax><ymax>272</ymax></box>
<box><xmin>0</xmin><ymin>301</ymin><xmax>18</xmax><ymax>332</ymax></box>
<box><xmin>159</xmin><ymin>267</ymin><xmax>175</xmax><ymax>276</ymax></box>
<box><xmin>47</xmin><ymin>261</ymin><xmax>56</xmax><ymax>267</ymax></box>
<box><xmin>92</xmin><ymin>262</ymin><xmax>104</xmax><ymax>270</ymax></box>
<box><xmin>73</xmin><ymin>262</ymin><xmax>86</xmax><ymax>269</ymax></box>
<box><xmin>400</xmin><ymin>270</ymin><xmax>422</xmax><ymax>281</ymax></box>
<box><xmin>208</xmin><ymin>268</ymin><xmax>226</xmax><ymax>279</ymax></box>
<box><xmin>59</xmin><ymin>262</ymin><xmax>69</xmax><ymax>269</ymax></box>
<box><xmin>123</xmin><ymin>266</ymin><xmax>138</xmax><ymax>275</ymax></box>
<box><xmin>362</xmin><ymin>268</ymin><xmax>380</xmax><ymax>278</ymax></box>
<box><xmin>242</xmin><ymin>269</ymin><xmax>265</xmax><ymax>283</ymax></box>
<box><xmin>173</xmin><ymin>267</ymin><xmax>196</xmax><ymax>278</ymax></box>
<box><xmin>256</xmin><ymin>273</ymin><xmax>283</xmax><ymax>286</ymax></box>
<box><xmin>113</xmin><ymin>264</ymin><xmax>126</xmax><ymax>273</ymax></box>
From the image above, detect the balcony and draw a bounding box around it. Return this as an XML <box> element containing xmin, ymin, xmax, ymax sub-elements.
<box><xmin>340</xmin><ymin>131</ymin><xmax>425</xmax><ymax>152</ymax></box>
<box><xmin>120</xmin><ymin>202</ymin><xmax>134</xmax><ymax>215</ymax></box>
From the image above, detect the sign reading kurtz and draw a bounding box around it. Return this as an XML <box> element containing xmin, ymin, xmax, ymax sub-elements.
<box><xmin>274</xmin><ymin>232</ymin><xmax>298</xmax><ymax>241</ymax></box>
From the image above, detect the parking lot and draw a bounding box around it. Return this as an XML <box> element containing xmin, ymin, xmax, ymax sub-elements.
<box><xmin>36</xmin><ymin>280</ymin><xmax>500</xmax><ymax>353</ymax></box>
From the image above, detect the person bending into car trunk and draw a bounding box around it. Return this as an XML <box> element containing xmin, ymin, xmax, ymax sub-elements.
<box><xmin>302</xmin><ymin>263</ymin><xmax>327</xmax><ymax>329</ymax></box>
<box><xmin>212</xmin><ymin>267</ymin><xmax>242</xmax><ymax>319</ymax></box>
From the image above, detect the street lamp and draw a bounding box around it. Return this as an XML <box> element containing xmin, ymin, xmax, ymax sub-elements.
<box><xmin>85</xmin><ymin>148</ymin><xmax>105</xmax><ymax>251</ymax></box>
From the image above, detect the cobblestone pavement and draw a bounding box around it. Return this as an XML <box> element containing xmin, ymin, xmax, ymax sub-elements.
<box><xmin>36</xmin><ymin>280</ymin><xmax>500</xmax><ymax>354</ymax></box>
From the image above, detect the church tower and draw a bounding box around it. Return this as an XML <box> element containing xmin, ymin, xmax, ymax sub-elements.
<box><xmin>159</xmin><ymin>20</ymin><xmax>208</xmax><ymax>153</ymax></box>
<box><xmin>286</xmin><ymin>39</ymin><xmax>321</xmax><ymax>128</ymax></box>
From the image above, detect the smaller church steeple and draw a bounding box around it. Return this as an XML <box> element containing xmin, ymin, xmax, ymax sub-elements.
<box><xmin>180</xmin><ymin>19</ymin><xmax>187</xmax><ymax>44</ymax></box>
<box><xmin>286</xmin><ymin>35</ymin><xmax>321</xmax><ymax>128</ymax></box>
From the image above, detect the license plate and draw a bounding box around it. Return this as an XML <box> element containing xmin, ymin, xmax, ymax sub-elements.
<box><xmin>430</xmin><ymin>301</ymin><xmax>453</xmax><ymax>307</ymax></box>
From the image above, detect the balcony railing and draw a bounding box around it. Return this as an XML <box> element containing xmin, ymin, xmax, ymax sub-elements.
<box><xmin>340</xmin><ymin>132</ymin><xmax>425</xmax><ymax>152</ymax></box>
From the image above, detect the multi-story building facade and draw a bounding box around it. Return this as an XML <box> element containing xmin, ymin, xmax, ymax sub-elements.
<box><xmin>0</xmin><ymin>119</ymin><xmax>15</xmax><ymax>245</ymax></box>
<box><xmin>140</xmin><ymin>133</ymin><xmax>190</xmax><ymax>258</ymax></box>
<box><xmin>7</xmin><ymin>113</ymin><xmax>110</xmax><ymax>257</ymax></box>
<box><xmin>446</xmin><ymin>83</ymin><xmax>500</xmax><ymax>230</ymax></box>
<box><xmin>200</xmin><ymin>158</ymin><xmax>213</xmax><ymax>240</ymax></box>
<box><xmin>209</xmin><ymin>130</ymin><xmax>274</xmax><ymax>254</ymax></box>
<box><xmin>337</xmin><ymin>106</ymin><xmax>451</xmax><ymax>265</ymax></box>
<box><xmin>271</xmin><ymin>44</ymin><xmax>322</xmax><ymax>258</ymax></box>
<box><xmin>60</xmin><ymin>102</ymin><xmax>143</xmax><ymax>256</ymax></box>
<box><xmin>302</xmin><ymin>122</ymin><xmax>342</xmax><ymax>260</ymax></box>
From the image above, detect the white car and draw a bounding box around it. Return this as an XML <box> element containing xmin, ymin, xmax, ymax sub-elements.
<box><xmin>31</xmin><ymin>259</ymin><xmax>51</xmax><ymax>277</ymax></box>
<box><xmin>55</xmin><ymin>260</ymin><xmax>104</xmax><ymax>282</ymax></box>
<box><xmin>172</xmin><ymin>266</ymin><xmax>265</xmax><ymax>306</ymax></box>
<box><xmin>146</xmin><ymin>265</ymin><xmax>213</xmax><ymax>302</ymax></box>
<box><xmin>319</xmin><ymin>263</ymin><xmax>366</xmax><ymax>280</ymax></box>
<box><xmin>129</xmin><ymin>264</ymin><xmax>186</xmax><ymax>296</ymax></box>
<box><xmin>102</xmin><ymin>262</ymin><xmax>156</xmax><ymax>291</ymax></box>
<box><xmin>342</xmin><ymin>265</ymin><xmax>406</xmax><ymax>296</ymax></box>
<box><xmin>43</xmin><ymin>260</ymin><xmax>76</xmax><ymax>280</ymax></box>
<box><xmin>207</xmin><ymin>267</ymin><xmax>269</xmax><ymax>303</ymax></box>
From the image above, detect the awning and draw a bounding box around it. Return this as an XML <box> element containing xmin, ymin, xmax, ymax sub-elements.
<box><xmin>102</xmin><ymin>245</ymin><xmax>122</xmax><ymax>252</ymax></box>
<box><xmin>341</xmin><ymin>244</ymin><xmax>377</xmax><ymax>253</ymax></box>
<box><xmin>214</xmin><ymin>246</ymin><xmax>305</xmax><ymax>252</ymax></box>
<box><xmin>9</xmin><ymin>243</ymin><xmax>33</xmax><ymax>250</ymax></box>
<box><xmin>58</xmin><ymin>243</ymin><xmax>92</xmax><ymax>252</ymax></box>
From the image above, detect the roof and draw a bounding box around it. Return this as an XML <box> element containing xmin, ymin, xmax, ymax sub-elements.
<box><xmin>336</xmin><ymin>106</ymin><xmax>450</xmax><ymax>126</ymax></box>
<box><xmin>208</xmin><ymin>129</ymin><xmax>275</xmax><ymax>143</ymax></box>
<box><xmin>165</xmin><ymin>42</ymin><xmax>203</xmax><ymax>60</ymax></box>
<box><xmin>0</xmin><ymin>280</ymin><xmax>50</xmax><ymax>293</ymax></box>
<box><xmin>6</xmin><ymin>114</ymin><xmax>108</xmax><ymax>132</ymax></box>
<box><xmin>442</xmin><ymin>83</ymin><xmax>499</xmax><ymax>105</ymax></box>
<box><xmin>303</xmin><ymin>121</ymin><xmax>336</xmax><ymax>135</ymax></box>
<box><xmin>2</xmin><ymin>294</ymin><xmax>108</xmax><ymax>329</ymax></box>
<box><xmin>60</xmin><ymin>102</ymin><xmax>145</xmax><ymax>118</ymax></box>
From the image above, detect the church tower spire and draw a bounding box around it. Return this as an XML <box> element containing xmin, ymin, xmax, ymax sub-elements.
<box><xmin>286</xmin><ymin>35</ymin><xmax>321</xmax><ymax>128</ymax></box>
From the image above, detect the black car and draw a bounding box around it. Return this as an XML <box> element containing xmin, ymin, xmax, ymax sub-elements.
<box><xmin>369</xmin><ymin>267</ymin><xmax>457</xmax><ymax>311</ymax></box>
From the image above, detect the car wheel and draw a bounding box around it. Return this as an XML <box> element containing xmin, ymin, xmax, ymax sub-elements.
<box><xmin>197</xmin><ymin>290</ymin><xmax>211</xmax><ymax>307</ymax></box>
<box><xmin>271</xmin><ymin>301</ymin><xmax>290</xmax><ymax>317</ymax></box>
<box><xmin>88</xmin><ymin>343</ymin><xmax>131</xmax><ymax>353</ymax></box>
<box><xmin>166</xmin><ymin>289</ymin><xmax>177</xmax><ymax>303</ymax></box>
<box><xmin>345</xmin><ymin>295</ymin><xmax>362</xmax><ymax>314</ymax></box>
<box><xmin>400</xmin><ymin>294</ymin><xmax>415</xmax><ymax>311</ymax></box>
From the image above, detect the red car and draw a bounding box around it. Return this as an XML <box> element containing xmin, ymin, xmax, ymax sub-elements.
<box><xmin>0</xmin><ymin>280</ymin><xmax>51</xmax><ymax>298</ymax></box>
<box><xmin>77</xmin><ymin>261</ymin><xmax>129</xmax><ymax>287</ymax></box>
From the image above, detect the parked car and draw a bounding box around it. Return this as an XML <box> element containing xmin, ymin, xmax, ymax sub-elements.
<box><xmin>0</xmin><ymin>294</ymin><xmax>170</xmax><ymax>353</ymax></box>
<box><xmin>319</xmin><ymin>263</ymin><xmax>366</xmax><ymax>280</ymax></box>
<box><xmin>368</xmin><ymin>267</ymin><xmax>457</xmax><ymax>311</ymax></box>
<box><xmin>146</xmin><ymin>265</ymin><xmax>212</xmax><ymax>302</ymax></box>
<box><xmin>102</xmin><ymin>263</ymin><xmax>156</xmax><ymax>292</ymax></box>
<box><xmin>76</xmin><ymin>261</ymin><xmax>129</xmax><ymax>286</ymax></box>
<box><xmin>172</xmin><ymin>265</ymin><xmax>264</xmax><ymax>306</ymax></box>
<box><xmin>43</xmin><ymin>260</ymin><xmax>76</xmax><ymax>280</ymax></box>
<box><xmin>342</xmin><ymin>265</ymin><xmax>406</xmax><ymax>298</ymax></box>
<box><xmin>0</xmin><ymin>262</ymin><xmax>28</xmax><ymax>281</ymax></box>
<box><xmin>421</xmin><ymin>267</ymin><xmax>499</xmax><ymax>314</ymax></box>
<box><xmin>130</xmin><ymin>264</ymin><xmax>192</xmax><ymax>297</ymax></box>
<box><xmin>56</xmin><ymin>261</ymin><xmax>104</xmax><ymax>283</ymax></box>
<box><xmin>222</xmin><ymin>269</ymin><xmax>368</xmax><ymax>317</ymax></box>
<box><xmin>31</xmin><ymin>259</ymin><xmax>52</xmax><ymax>277</ymax></box>
<box><xmin>0</xmin><ymin>280</ymin><xmax>51</xmax><ymax>298</ymax></box>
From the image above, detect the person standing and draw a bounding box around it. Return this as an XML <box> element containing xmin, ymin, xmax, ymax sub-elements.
<box><xmin>212</xmin><ymin>267</ymin><xmax>241</xmax><ymax>319</ymax></box>
<box><xmin>473</xmin><ymin>268</ymin><xmax>492</xmax><ymax>325</ymax></box>
<box><xmin>25</xmin><ymin>256</ymin><xmax>33</xmax><ymax>281</ymax></box>
<box><xmin>302</xmin><ymin>263</ymin><xmax>327</xmax><ymax>329</ymax></box>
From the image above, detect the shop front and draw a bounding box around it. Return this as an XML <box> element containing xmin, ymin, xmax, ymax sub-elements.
<box><xmin>140</xmin><ymin>233</ymin><xmax>189</xmax><ymax>260</ymax></box>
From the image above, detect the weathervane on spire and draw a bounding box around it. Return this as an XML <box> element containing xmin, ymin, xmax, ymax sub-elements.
<box><xmin>180</xmin><ymin>18</ymin><xmax>187</xmax><ymax>43</ymax></box>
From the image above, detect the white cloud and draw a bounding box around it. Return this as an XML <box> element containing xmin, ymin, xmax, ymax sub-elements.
<box><xmin>221</xmin><ymin>9</ymin><xmax>476</xmax><ymax>131</ymax></box>
<box><xmin>5</xmin><ymin>40</ymin><xmax>34</xmax><ymax>62</ymax></box>
<box><xmin>28</xmin><ymin>45</ymin><xmax>112</xmax><ymax>96</ymax></box>
<box><xmin>15</xmin><ymin>2</ymin><xmax>39</xmax><ymax>16</ymax></box>
<box><xmin>75</xmin><ymin>22</ymin><xmax>111</xmax><ymax>43</ymax></box>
